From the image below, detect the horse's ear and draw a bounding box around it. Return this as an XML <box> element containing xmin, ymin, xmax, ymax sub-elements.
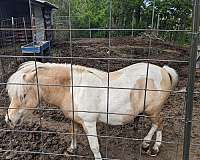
<box><xmin>23</xmin><ymin>70</ymin><xmax>36</xmax><ymax>82</ymax></box>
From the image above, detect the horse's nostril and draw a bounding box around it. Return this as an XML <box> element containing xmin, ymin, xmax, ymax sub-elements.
<box><xmin>5</xmin><ymin>115</ymin><xmax>13</xmax><ymax>127</ymax></box>
<box><xmin>16</xmin><ymin>118</ymin><xmax>21</xmax><ymax>125</ymax></box>
<box><xmin>5</xmin><ymin>114</ymin><xmax>9</xmax><ymax>123</ymax></box>
<box><xmin>8</xmin><ymin>118</ymin><xmax>12</xmax><ymax>123</ymax></box>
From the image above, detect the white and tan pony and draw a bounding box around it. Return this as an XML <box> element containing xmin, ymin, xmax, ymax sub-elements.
<box><xmin>5</xmin><ymin>61</ymin><xmax>178</xmax><ymax>159</ymax></box>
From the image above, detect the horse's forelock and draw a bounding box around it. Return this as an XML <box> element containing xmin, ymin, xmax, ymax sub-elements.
<box><xmin>7</xmin><ymin>62</ymin><xmax>39</xmax><ymax>102</ymax></box>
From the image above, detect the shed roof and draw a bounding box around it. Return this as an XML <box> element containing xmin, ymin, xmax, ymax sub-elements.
<box><xmin>33</xmin><ymin>0</ymin><xmax>58</xmax><ymax>9</ymax></box>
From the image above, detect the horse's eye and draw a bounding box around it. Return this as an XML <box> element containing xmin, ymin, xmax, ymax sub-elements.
<box><xmin>20</xmin><ymin>94</ymin><xmax>26</xmax><ymax>101</ymax></box>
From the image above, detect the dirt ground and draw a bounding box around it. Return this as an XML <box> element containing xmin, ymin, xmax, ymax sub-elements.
<box><xmin>0</xmin><ymin>36</ymin><xmax>199</xmax><ymax>160</ymax></box>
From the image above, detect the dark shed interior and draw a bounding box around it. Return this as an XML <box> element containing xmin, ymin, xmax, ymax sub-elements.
<box><xmin>0</xmin><ymin>0</ymin><xmax>57</xmax><ymax>45</ymax></box>
<box><xmin>0</xmin><ymin>0</ymin><xmax>30</xmax><ymax>21</ymax></box>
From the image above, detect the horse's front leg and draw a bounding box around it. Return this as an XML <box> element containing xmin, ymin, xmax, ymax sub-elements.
<box><xmin>82</xmin><ymin>121</ymin><xmax>102</xmax><ymax>160</ymax></box>
<box><xmin>67</xmin><ymin>121</ymin><xmax>78</xmax><ymax>153</ymax></box>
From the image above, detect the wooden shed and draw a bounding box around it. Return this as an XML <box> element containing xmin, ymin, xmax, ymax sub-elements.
<box><xmin>0</xmin><ymin>0</ymin><xmax>57</xmax><ymax>45</ymax></box>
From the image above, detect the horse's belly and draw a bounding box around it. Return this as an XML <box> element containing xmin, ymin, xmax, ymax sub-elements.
<box><xmin>74</xmin><ymin>83</ymin><xmax>139</xmax><ymax>125</ymax></box>
<box><xmin>99</xmin><ymin>112</ymin><xmax>134</xmax><ymax>125</ymax></box>
<box><xmin>98</xmin><ymin>104</ymin><xmax>135</xmax><ymax>125</ymax></box>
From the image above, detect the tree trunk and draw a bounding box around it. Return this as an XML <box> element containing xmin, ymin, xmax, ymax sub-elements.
<box><xmin>135</xmin><ymin>6</ymin><xmax>141</xmax><ymax>25</ymax></box>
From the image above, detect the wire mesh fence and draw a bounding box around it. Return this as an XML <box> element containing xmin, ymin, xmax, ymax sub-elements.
<box><xmin>0</xmin><ymin>0</ymin><xmax>199</xmax><ymax>160</ymax></box>
<box><xmin>53</xmin><ymin>15</ymin><xmax>92</xmax><ymax>41</ymax></box>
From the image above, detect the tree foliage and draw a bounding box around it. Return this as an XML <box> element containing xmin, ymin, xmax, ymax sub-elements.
<box><xmin>48</xmin><ymin>0</ymin><xmax>192</xmax><ymax>29</ymax></box>
<box><xmin>144</xmin><ymin>0</ymin><xmax>192</xmax><ymax>30</ymax></box>
<box><xmin>48</xmin><ymin>0</ymin><xmax>192</xmax><ymax>42</ymax></box>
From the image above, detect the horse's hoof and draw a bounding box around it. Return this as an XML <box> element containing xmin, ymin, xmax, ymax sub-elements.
<box><xmin>148</xmin><ymin>148</ymin><xmax>159</xmax><ymax>157</ymax></box>
<box><xmin>142</xmin><ymin>145</ymin><xmax>150</xmax><ymax>153</ymax></box>
<box><xmin>67</xmin><ymin>147</ymin><xmax>75</xmax><ymax>153</ymax></box>
<box><xmin>133</xmin><ymin>124</ymin><xmax>139</xmax><ymax>130</ymax></box>
<box><xmin>64</xmin><ymin>151</ymin><xmax>70</xmax><ymax>156</ymax></box>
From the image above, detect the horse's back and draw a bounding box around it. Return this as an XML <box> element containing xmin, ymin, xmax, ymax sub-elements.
<box><xmin>75</xmin><ymin>63</ymin><xmax>169</xmax><ymax>125</ymax></box>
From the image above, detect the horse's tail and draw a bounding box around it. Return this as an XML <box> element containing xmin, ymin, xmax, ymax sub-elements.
<box><xmin>163</xmin><ymin>65</ymin><xmax>178</xmax><ymax>89</ymax></box>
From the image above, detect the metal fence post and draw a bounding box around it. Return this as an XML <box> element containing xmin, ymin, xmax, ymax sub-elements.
<box><xmin>22</xmin><ymin>17</ymin><xmax>28</xmax><ymax>43</ymax></box>
<box><xmin>131</xmin><ymin>12</ymin><xmax>134</xmax><ymax>37</ymax></box>
<box><xmin>151</xmin><ymin>0</ymin><xmax>155</xmax><ymax>29</ymax></box>
<box><xmin>183</xmin><ymin>0</ymin><xmax>200</xmax><ymax>159</ymax></box>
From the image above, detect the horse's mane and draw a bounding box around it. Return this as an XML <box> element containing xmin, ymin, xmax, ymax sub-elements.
<box><xmin>7</xmin><ymin>61</ymin><xmax>106</xmax><ymax>101</ymax></box>
<box><xmin>69</xmin><ymin>64</ymin><xmax>106</xmax><ymax>79</ymax></box>
<box><xmin>7</xmin><ymin>61</ymin><xmax>61</xmax><ymax>101</ymax></box>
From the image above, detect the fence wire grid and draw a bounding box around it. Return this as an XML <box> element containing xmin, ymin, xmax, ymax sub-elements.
<box><xmin>0</xmin><ymin>0</ymin><xmax>200</xmax><ymax>160</ymax></box>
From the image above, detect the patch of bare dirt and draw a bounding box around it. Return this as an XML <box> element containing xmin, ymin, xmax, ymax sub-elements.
<box><xmin>0</xmin><ymin>36</ymin><xmax>199</xmax><ymax>160</ymax></box>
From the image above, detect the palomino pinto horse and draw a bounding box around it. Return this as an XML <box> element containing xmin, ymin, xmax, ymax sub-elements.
<box><xmin>5</xmin><ymin>61</ymin><xmax>178</xmax><ymax>159</ymax></box>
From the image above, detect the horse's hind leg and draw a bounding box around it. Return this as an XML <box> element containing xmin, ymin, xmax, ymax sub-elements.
<box><xmin>142</xmin><ymin>123</ymin><xmax>158</xmax><ymax>152</ymax></box>
<box><xmin>152</xmin><ymin>126</ymin><xmax>162</xmax><ymax>156</ymax></box>
<box><xmin>151</xmin><ymin>114</ymin><xmax>163</xmax><ymax>156</ymax></box>
<box><xmin>142</xmin><ymin>111</ymin><xmax>163</xmax><ymax>156</ymax></box>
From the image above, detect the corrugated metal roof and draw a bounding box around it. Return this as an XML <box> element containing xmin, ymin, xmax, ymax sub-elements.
<box><xmin>34</xmin><ymin>0</ymin><xmax>58</xmax><ymax>9</ymax></box>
